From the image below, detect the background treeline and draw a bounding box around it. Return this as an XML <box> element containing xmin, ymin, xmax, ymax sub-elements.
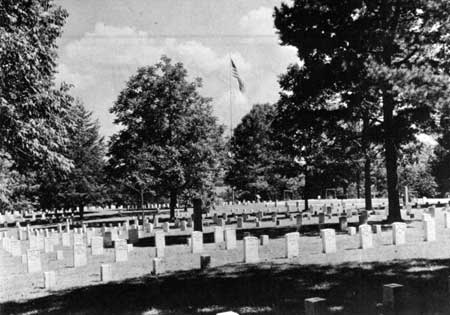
<box><xmin>2</xmin><ymin>1</ymin><xmax>450</xmax><ymax>222</ymax></box>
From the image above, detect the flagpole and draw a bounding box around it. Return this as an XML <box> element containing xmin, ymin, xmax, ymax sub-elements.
<box><xmin>229</xmin><ymin>54</ymin><xmax>233</xmax><ymax>137</ymax></box>
<box><xmin>229</xmin><ymin>54</ymin><xmax>235</xmax><ymax>205</ymax></box>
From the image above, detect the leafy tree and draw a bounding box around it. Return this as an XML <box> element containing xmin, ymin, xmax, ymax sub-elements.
<box><xmin>112</xmin><ymin>146</ymin><xmax>156</xmax><ymax>219</ymax></box>
<box><xmin>0</xmin><ymin>151</ymin><xmax>38</xmax><ymax>213</ymax></box>
<box><xmin>274</xmin><ymin>0</ymin><xmax>450</xmax><ymax>221</ymax></box>
<box><xmin>38</xmin><ymin>101</ymin><xmax>106</xmax><ymax>219</ymax></box>
<box><xmin>108</xmin><ymin>56</ymin><xmax>224</xmax><ymax>218</ymax></box>
<box><xmin>1</xmin><ymin>0</ymin><xmax>72</xmax><ymax>170</ymax></box>
<box><xmin>226</xmin><ymin>104</ymin><xmax>286</xmax><ymax>201</ymax></box>
<box><xmin>273</xmin><ymin>83</ymin><xmax>361</xmax><ymax>209</ymax></box>
<box><xmin>398</xmin><ymin>143</ymin><xmax>437</xmax><ymax>198</ymax></box>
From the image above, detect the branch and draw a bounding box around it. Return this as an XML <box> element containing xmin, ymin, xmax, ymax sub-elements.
<box><xmin>393</xmin><ymin>47</ymin><xmax>419</xmax><ymax>67</ymax></box>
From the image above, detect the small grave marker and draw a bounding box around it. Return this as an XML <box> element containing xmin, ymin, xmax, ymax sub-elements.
<box><xmin>224</xmin><ymin>229</ymin><xmax>237</xmax><ymax>249</ymax></box>
<box><xmin>191</xmin><ymin>231</ymin><xmax>203</xmax><ymax>253</ymax></box>
<box><xmin>114</xmin><ymin>239</ymin><xmax>128</xmax><ymax>262</ymax></box>
<box><xmin>285</xmin><ymin>232</ymin><xmax>300</xmax><ymax>258</ymax></box>
<box><xmin>320</xmin><ymin>228</ymin><xmax>336</xmax><ymax>253</ymax></box>
<box><xmin>243</xmin><ymin>236</ymin><xmax>259</xmax><ymax>263</ymax></box>
<box><xmin>27</xmin><ymin>249</ymin><xmax>42</xmax><ymax>273</ymax></box>
<box><xmin>359</xmin><ymin>224</ymin><xmax>373</xmax><ymax>249</ymax></box>
<box><xmin>43</xmin><ymin>271</ymin><xmax>56</xmax><ymax>290</ymax></box>
<box><xmin>101</xmin><ymin>264</ymin><xmax>112</xmax><ymax>282</ymax></box>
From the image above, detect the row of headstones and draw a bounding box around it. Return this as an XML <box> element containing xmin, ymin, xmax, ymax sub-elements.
<box><xmin>7</xmin><ymin>211</ymin><xmax>442</xmax><ymax>273</ymax></box>
<box><xmin>0</xmin><ymin>211</ymin><xmax>24</xmax><ymax>224</ymax></box>
<box><xmin>212</xmin><ymin>210</ymin><xmax>363</xmax><ymax>230</ymax></box>
<box><xmin>38</xmin><ymin>262</ymin><xmax>135</xmax><ymax>290</ymax></box>
<box><xmin>6</xmin><ymin>212</ymin><xmax>442</xmax><ymax>278</ymax></box>
<box><xmin>210</xmin><ymin>206</ymin><xmax>364</xmax><ymax>226</ymax></box>
<box><xmin>5</xmin><ymin>209</ymin><xmax>82</xmax><ymax>223</ymax></box>
<box><xmin>219</xmin><ymin>199</ymin><xmax>388</xmax><ymax>211</ymax></box>
<box><xmin>5</xmin><ymin>220</ymin><xmax>434</xmax><ymax>296</ymax></box>
<box><xmin>17</xmin><ymin>234</ymin><xmax>134</xmax><ymax>273</ymax></box>
<box><xmin>1</xmin><ymin>224</ymin><xmax>135</xmax><ymax>271</ymax></box>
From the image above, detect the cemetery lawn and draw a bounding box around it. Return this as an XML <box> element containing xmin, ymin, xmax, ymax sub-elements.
<box><xmin>2</xmin><ymin>208</ymin><xmax>450</xmax><ymax>314</ymax></box>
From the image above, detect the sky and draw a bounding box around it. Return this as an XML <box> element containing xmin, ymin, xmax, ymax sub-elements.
<box><xmin>54</xmin><ymin>0</ymin><xmax>299</xmax><ymax>137</ymax></box>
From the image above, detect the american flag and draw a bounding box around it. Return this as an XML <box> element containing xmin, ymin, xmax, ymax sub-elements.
<box><xmin>230</xmin><ymin>58</ymin><xmax>245</xmax><ymax>92</ymax></box>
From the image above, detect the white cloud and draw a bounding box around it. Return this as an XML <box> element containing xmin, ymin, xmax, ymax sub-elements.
<box><xmin>239</xmin><ymin>7</ymin><xmax>274</xmax><ymax>35</ymax></box>
<box><xmin>55</xmin><ymin>64</ymin><xmax>95</xmax><ymax>90</ymax></box>
<box><xmin>58</xmin><ymin>8</ymin><xmax>298</xmax><ymax>136</ymax></box>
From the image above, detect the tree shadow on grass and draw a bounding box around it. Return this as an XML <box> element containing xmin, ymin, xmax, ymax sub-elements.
<box><xmin>2</xmin><ymin>258</ymin><xmax>450</xmax><ymax>315</ymax></box>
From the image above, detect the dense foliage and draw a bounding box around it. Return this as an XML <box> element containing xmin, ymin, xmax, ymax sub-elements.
<box><xmin>274</xmin><ymin>0</ymin><xmax>450</xmax><ymax>221</ymax></box>
<box><xmin>108</xmin><ymin>56</ymin><xmax>224</xmax><ymax>217</ymax></box>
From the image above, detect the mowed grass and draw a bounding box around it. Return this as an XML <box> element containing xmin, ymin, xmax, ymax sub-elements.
<box><xmin>2</xmin><ymin>258</ymin><xmax>450</xmax><ymax>314</ymax></box>
<box><xmin>1</xmin><ymin>207</ymin><xmax>450</xmax><ymax>314</ymax></box>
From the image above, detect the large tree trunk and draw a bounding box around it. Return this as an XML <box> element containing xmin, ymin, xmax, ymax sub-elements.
<box><xmin>79</xmin><ymin>203</ymin><xmax>84</xmax><ymax>221</ymax></box>
<box><xmin>169</xmin><ymin>190</ymin><xmax>177</xmax><ymax>219</ymax></box>
<box><xmin>192</xmin><ymin>198</ymin><xmax>203</xmax><ymax>232</ymax></box>
<box><xmin>140</xmin><ymin>189</ymin><xmax>144</xmax><ymax>225</ymax></box>
<box><xmin>356</xmin><ymin>171</ymin><xmax>360</xmax><ymax>199</ymax></box>
<box><xmin>384</xmin><ymin>91</ymin><xmax>402</xmax><ymax>222</ymax></box>
<box><xmin>303</xmin><ymin>173</ymin><xmax>309</xmax><ymax>212</ymax></box>
<box><xmin>363</xmin><ymin>115</ymin><xmax>373</xmax><ymax>210</ymax></box>
<box><xmin>364</xmin><ymin>156</ymin><xmax>373</xmax><ymax>210</ymax></box>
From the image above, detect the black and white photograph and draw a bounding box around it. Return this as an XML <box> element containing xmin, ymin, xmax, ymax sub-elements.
<box><xmin>2</xmin><ymin>0</ymin><xmax>450</xmax><ymax>314</ymax></box>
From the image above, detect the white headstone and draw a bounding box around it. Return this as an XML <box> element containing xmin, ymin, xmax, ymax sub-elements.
<box><xmin>445</xmin><ymin>212</ymin><xmax>450</xmax><ymax>229</ymax></box>
<box><xmin>224</xmin><ymin>229</ymin><xmax>237</xmax><ymax>250</ymax></box>
<box><xmin>285</xmin><ymin>232</ymin><xmax>300</xmax><ymax>258</ymax></box>
<box><xmin>191</xmin><ymin>231</ymin><xmax>203</xmax><ymax>253</ymax></box>
<box><xmin>154</xmin><ymin>231</ymin><xmax>165</xmax><ymax>249</ymax></box>
<box><xmin>423</xmin><ymin>213</ymin><xmax>432</xmax><ymax>221</ymax></box>
<box><xmin>44</xmin><ymin>238</ymin><xmax>54</xmax><ymax>253</ymax></box>
<box><xmin>10</xmin><ymin>239</ymin><xmax>21</xmax><ymax>256</ymax></box>
<box><xmin>424</xmin><ymin>219</ymin><xmax>436</xmax><ymax>242</ymax></box>
<box><xmin>114</xmin><ymin>239</ymin><xmax>128</xmax><ymax>262</ymax></box>
<box><xmin>214</xmin><ymin>226</ymin><xmax>224</xmax><ymax>243</ymax></box>
<box><xmin>91</xmin><ymin>236</ymin><xmax>104</xmax><ymax>255</ymax></box>
<box><xmin>62</xmin><ymin>233</ymin><xmax>71</xmax><ymax>247</ymax></box>
<box><xmin>243</xmin><ymin>236</ymin><xmax>259</xmax><ymax>263</ymax></box>
<box><xmin>72</xmin><ymin>241</ymin><xmax>87</xmax><ymax>267</ymax></box>
<box><xmin>320</xmin><ymin>228</ymin><xmax>336</xmax><ymax>253</ymax></box>
<box><xmin>26</xmin><ymin>249</ymin><xmax>42</xmax><ymax>273</ymax></box>
<box><xmin>44</xmin><ymin>271</ymin><xmax>56</xmax><ymax>289</ymax></box>
<box><xmin>392</xmin><ymin>222</ymin><xmax>407</xmax><ymax>245</ymax></box>
<box><xmin>144</xmin><ymin>222</ymin><xmax>154</xmax><ymax>233</ymax></box>
<box><xmin>359</xmin><ymin>224</ymin><xmax>373</xmax><ymax>249</ymax></box>
<box><xmin>152</xmin><ymin>257</ymin><xmax>164</xmax><ymax>275</ymax></box>
<box><xmin>101</xmin><ymin>264</ymin><xmax>112</xmax><ymax>282</ymax></box>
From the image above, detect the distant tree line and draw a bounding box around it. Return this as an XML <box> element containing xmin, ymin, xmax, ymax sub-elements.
<box><xmin>2</xmin><ymin>0</ymin><xmax>450</xmax><ymax>223</ymax></box>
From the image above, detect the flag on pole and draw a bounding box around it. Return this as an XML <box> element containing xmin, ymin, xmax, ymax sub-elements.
<box><xmin>230</xmin><ymin>58</ymin><xmax>245</xmax><ymax>92</ymax></box>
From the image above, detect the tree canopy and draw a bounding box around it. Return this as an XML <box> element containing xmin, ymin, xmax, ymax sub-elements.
<box><xmin>274</xmin><ymin>0</ymin><xmax>450</xmax><ymax>221</ymax></box>
<box><xmin>38</xmin><ymin>101</ymin><xmax>106</xmax><ymax>218</ymax></box>
<box><xmin>0</xmin><ymin>0</ymin><xmax>73</xmax><ymax>170</ymax></box>
<box><xmin>108</xmin><ymin>56</ymin><xmax>224</xmax><ymax>217</ymax></box>
<box><xmin>226</xmin><ymin>103</ymin><xmax>289</xmax><ymax>201</ymax></box>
